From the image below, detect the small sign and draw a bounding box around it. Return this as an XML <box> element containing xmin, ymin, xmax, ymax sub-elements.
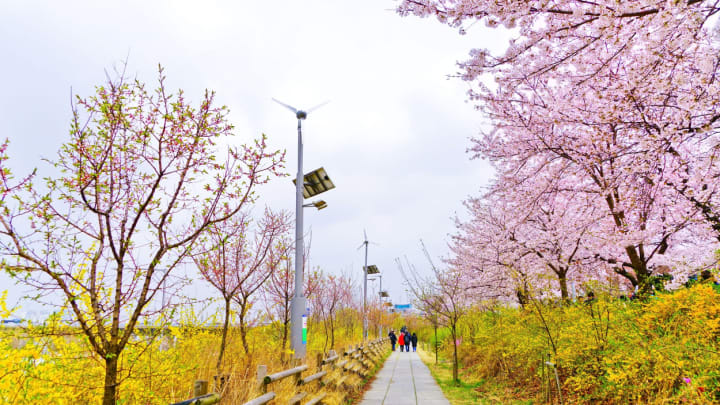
<box><xmin>302</xmin><ymin>314</ymin><xmax>307</xmax><ymax>344</ymax></box>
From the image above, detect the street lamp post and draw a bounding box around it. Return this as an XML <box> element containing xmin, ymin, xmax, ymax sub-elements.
<box><xmin>363</xmin><ymin>241</ymin><xmax>368</xmax><ymax>340</ymax></box>
<box><xmin>292</xmin><ymin>114</ymin><xmax>307</xmax><ymax>359</ymax></box>
<box><xmin>369</xmin><ymin>273</ymin><xmax>384</xmax><ymax>336</ymax></box>
<box><xmin>378</xmin><ymin>273</ymin><xmax>382</xmax><ymax>302</ymax></box>
<box><xmin>363</xmin><ymin>264</ymin><xmax>379</xmax><ymax>340</ymax></box>
<box><xmin>273</xmin><ymin>98</ymin><xmax>332</xmax><ymax>359</ymax></box>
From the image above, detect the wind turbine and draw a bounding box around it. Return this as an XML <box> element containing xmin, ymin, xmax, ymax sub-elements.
<box><xmin>272</xmin><ymin>98</ymin><xmax>330</xmax><ymax>122</ymax></box>
<box><xmin>272</xmin><ymin>97</ymin><xmax>329</xmax><ymax>359</ymax></box>
<box><xmin>357</xmin><ymin>229</ymin><xmax>379</xmax><ymax>340</ymax></box>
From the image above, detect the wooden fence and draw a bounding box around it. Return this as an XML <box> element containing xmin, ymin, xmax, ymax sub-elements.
<box><xmin>170</xmin><ymin>338</ymin><xmax>389</xmax><ymax>405</ymax></box>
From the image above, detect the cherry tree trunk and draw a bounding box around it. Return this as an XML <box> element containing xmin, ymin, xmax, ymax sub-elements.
<box><xmin>281</xmin><ymin>318</ymin><xmax>289</xmax><ymax>362</ymax></box>
<box><xmin>558</xmin><ymin>272</ymin><xmax>568</xmax><ymax>301</ymax></box>
<box><xmin>217</xmin><ymin>297</ymin><xmax>232</xmax><ymax>371</ymax></box>
<box><xmin>451</xmin><ymin>323</ymin><xmax>459</xmax><ymax>384</ymax></box>
<box><xmin>239</xmin><ymin>308</ymin><xmax>250</xmax><ymax>355</ymax></box>
<box><xmin>434</xmin><ymin>322</ymin><xmax>438</xmax><ymax>364</ymax></box>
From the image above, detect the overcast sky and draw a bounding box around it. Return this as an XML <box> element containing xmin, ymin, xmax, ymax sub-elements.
<box><xmin>0</xmin><ymin>1</ymin><xmax>498</xmax><ymax>317</ymax></box>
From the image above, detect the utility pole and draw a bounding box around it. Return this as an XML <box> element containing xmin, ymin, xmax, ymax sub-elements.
<box><xmin>273</xmin><ymin>98</ymin><xmax>331</xmax><ymax>359</ymax></box>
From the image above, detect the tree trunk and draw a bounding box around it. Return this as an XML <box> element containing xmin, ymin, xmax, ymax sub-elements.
<box><xmin>434</xmin><ymin>322</ymin><xmax>438</xmax><ymax>365</ymax></box>
<box><xmin>625</xmin><ymin>245</ymin><xmax>652</xmax><ymax>296</ymax></box>
<box><xmin>451</xmin><ymin>323</ymin><xmax>459</xmax><ymax>384</ymax></box>
<box><xmin>239</xmin><ymin>303</ymin><xmax>250</xmax><ymax>355</ymax></box>
<box><xmin>606</xmin><ymin>192</ymin><xmax>653</xmax><ymax>297</ymax></box>
<box><xmin>281</xmin><ymin>317</ymin><xmax>289</xmax><ymax>363</ymax></box>
<box><xmin>516</xmin><ymin>287</ymin><xmax>529</xmax><ymax>308</ymax></box>
<box><xmin>558</xmin><ymin>269</ymin><xmax>568</xmax><ymax>301</ymax></box>
<box><xmin>102</xmin><ymin>354</ymin><xmax>119</xmax><ymax>405</ymax></box>
<box><xmin>322</xmin><ymin>317</ymin><xmax>329</xmax><ymax>353</ymax></box>
<box><xmin>216</xmin><ymin>297</ymin><xmax>232</xmax><ymax>372</ymax></box>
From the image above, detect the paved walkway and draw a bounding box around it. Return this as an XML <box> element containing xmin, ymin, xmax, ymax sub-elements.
<box><xmin>359</xmin><ymin>349</ymin><xmax>451</xmax><ymax>405</ymax></box>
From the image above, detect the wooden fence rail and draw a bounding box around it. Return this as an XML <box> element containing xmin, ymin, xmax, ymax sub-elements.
<box><xmin>170</xmin><ymin>338</ymin><xmax>389</xmax><ymax>405</ymax></box>
<box><xmin>247</xmin><ymin>337</ymin><xmax>388</xmax><ymax>405</ymax></box>
<box><xmin>170</xmin><ymin>392</ymin><xmax>220</xmax><ymax>405</ymax></box>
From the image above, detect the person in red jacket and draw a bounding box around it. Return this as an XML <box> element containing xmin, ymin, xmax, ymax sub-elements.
<box><xmin>398</xmin><ymin>330</ymin><xmax>405</xmax><ymax>352</ymax></box>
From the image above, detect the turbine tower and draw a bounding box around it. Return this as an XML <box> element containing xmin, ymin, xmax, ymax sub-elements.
<box><xmin>357</xmin><ymin>229</ymin><xmax>378</xmax><ymax>340</ymax></box>
<box><xmin>273</xmin><ymin>97</ymin><xmax>328</xmax><ymax>359</ymax></box>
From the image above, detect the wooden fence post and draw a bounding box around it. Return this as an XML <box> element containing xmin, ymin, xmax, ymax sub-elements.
<box><xmin>257</xmin><ymin>365</ymin><xmax>268</xmax><ymax>393</ymax></box>
<box><xmin>193</xmin><ymin>380</ymin><xmax>208</xmax><ymax>397</ymax></box>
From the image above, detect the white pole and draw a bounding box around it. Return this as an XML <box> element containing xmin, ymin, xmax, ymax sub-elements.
<box><xmin>378</xmin><ymin>273</ymin><xmax>382</xmax><ymax>336</ymax></box>
<box><xmin>290</xmin><ymin>118</ymin><xmax>307</xmax><ymax>359</ymax></box>
<box><xmin>363</xmin><ymin>242</ymin><xmax>368</xmax><ymax>341</ymax></box>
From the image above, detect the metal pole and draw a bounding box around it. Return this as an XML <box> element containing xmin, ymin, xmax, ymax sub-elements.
<box><xmin>363</xmin><ymin>243</ymin><xmax>368</xmax><ymax>341</ymax></box>
<box><xmin>379</xmin><ymin>274</ymin><xmax>382</xmax><ymax>300</ymax></box>
<box><xmin>290</xmin><ymin>118</ymin><xmax>307</xmax><ymax>359</ymax></box>
<box><xmin>378</xmin><ymin>273</ymin><xmax>382</xmax><ymax>337</ymax></box>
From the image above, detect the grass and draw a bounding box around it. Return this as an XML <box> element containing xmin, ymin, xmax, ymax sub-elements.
<box><xmin>416</xmin><ymin>347</ymin><xmax>534</xmax><ymax>405</ymax></box>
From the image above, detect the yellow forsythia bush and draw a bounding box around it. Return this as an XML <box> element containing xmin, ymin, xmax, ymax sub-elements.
<box><xmin>420</xmin><ymin>285</ymin><xmax>720</xmax><ymax>404</ymax></box>
<box><xmin>0</xmin><ymin>292</ymin><xmax>374</xmax><ymax>404</ymax></box>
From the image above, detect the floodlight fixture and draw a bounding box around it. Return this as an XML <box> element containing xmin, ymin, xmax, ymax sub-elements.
<box><xmin>303</xmin><ymin>200</ymin><xmax>328</xmax><ymax>210</ymax></box>
<box><xmin>364</xmin><ymin>265</ymin><xmax>379</xmax><ymax>275</ymax></box>
<box><xmin>293</xmin><ymin>167</ymin><xmax>335</xmax><ymax>199</ymax></box>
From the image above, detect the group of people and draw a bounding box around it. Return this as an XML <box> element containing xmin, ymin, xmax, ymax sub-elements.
<box><xmin>388</xmin><ymin>326</ymin><xmax>417</xmax><ymax>352</ymax></box>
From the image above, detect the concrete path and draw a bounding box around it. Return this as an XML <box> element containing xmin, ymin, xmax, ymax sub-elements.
<box><xmin>359</xmin><ymin>349</ymin><xmax>451</xmax><ymax>405</ymax></box>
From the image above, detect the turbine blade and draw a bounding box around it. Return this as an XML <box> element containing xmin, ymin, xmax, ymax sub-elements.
<box><xmin>307</xmin><ymin>100</ymin><xmax>330</xmax><ymax>113</ymax></box>
<box><xmin>364</xmin><ymin>229</ymin><xmax>368</xmax><ymax>242</ymax></box>
<box><xmin>272</xmin><ymin>98</ymin><xmax>297</xmax><ymax>113</ymax></box>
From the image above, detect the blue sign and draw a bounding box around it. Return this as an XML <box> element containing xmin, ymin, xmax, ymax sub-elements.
<box><xmin>394</xmin><ymin>304</ymin><xmax>411</xmax><ymax>309</ymax></box>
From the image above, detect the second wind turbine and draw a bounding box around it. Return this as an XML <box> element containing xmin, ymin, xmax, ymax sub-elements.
<box><xmin>358</xmin><ymin>229</ymin><xmax>380</xmax><ymax>341</ymax></box>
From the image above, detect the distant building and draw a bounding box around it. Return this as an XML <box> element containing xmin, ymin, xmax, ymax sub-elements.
<box><xmin>0</xmin><ymin>318</ymin><xmax>24</xmax><ymax>327</ymax></box>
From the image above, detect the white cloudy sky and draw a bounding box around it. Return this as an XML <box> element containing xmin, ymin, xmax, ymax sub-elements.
<box><xmin>0</xmin><ymin>1</ymin><xmax>499</xmax><ymax>315</ymax></box>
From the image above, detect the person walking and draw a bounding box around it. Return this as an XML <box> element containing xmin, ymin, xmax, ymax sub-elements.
<box><xmin>404</xmin><ymin>331</ymin><xmax>411</xmax><ymax>352</ymax></box>
<box><xmin>398</xmin><ymin>330</ymin><xmax>405</xmax><ymax>352</ymax></box>
<box><xmin>411</xmin><ymin>332</ymin><xmax>418</xmax><ymax>352</ymax></box>
<box><xmin>388</xmin><ymin>330</ymin><xmax>397</xmax><ymax>351</ymax></box>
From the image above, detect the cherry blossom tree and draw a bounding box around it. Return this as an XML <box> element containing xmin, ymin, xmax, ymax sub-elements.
<box><xmin>193</xmin><ymin>208</ymin><xmax>290</xmax><ymax>368</ymax></box>
<box><xmin>309</xmin><ymin>270</ymin><xmax>355</xmax><ymax>352</ymax></box>
<box><xmin>476</xmin><ymin>77</ymin><xmax>714</xmax><ymax>293</ymax></box>
<box><xmin>449</xmin><ymin>196</ymin><xmax>546</xmax><ymax>305</ymax></box>
<box><xmin>262</xmin><ymin>235</ymin><xmax>320</xmax><ymax>360</ymax></box>
<box><xmin>0</xmin><ymin>66</ymin><xmax>285</xmax><ymax>405</ymax></box>
<box><xmin>229</xmin><ymin>215</ymin><xmax>292</xmax><ymax>356</ymax></box>
<box><xmin>400</xmin><ymin>0</ymin><xmax>720</xmax><ymax>294</ymax></box>
<box><xmin>399</xmin><ymin>1</ymin><xmax>720</xmax><ymax>98</ymax></box>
